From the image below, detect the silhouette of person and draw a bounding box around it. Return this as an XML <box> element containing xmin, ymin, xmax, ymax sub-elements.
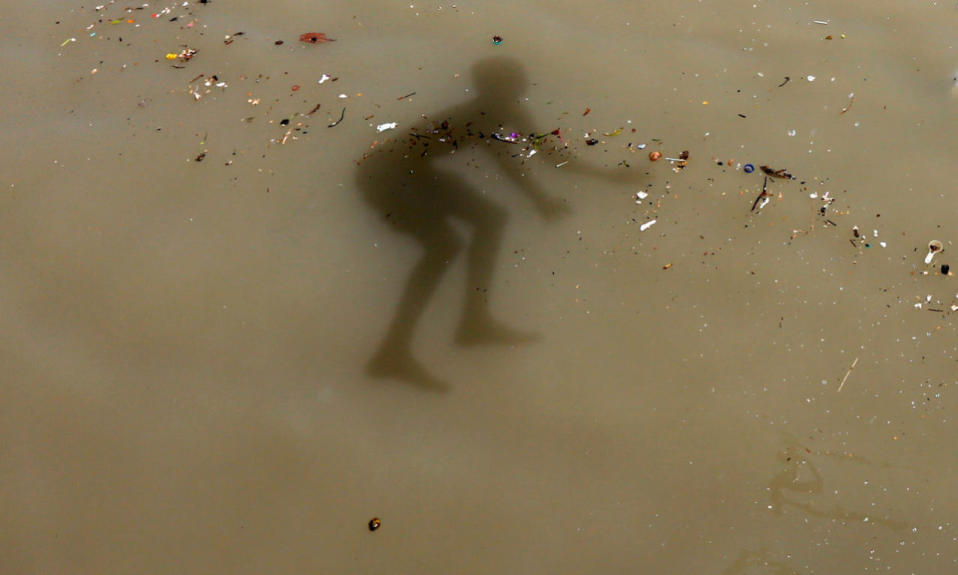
<box><xmin>357</xmin><ymin>56</ymin><xmax>632</xmax><ymax>389</ymax></box>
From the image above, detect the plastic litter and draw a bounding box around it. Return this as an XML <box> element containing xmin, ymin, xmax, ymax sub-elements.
<box><xmin>925</xmin><ymin>240</ymin><xmax>943</xmax><ymax>264</ymax></box>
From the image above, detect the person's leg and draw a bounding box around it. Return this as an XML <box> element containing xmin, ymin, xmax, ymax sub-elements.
<box><xmin>367</xmin><ymin>221</ymin><xmax>462</xmax><ymax>389</ymax></box>
<box><xmin>450</xmin><ymin>189</ymin><xmax>539</xmax><ymax>345</ymax></box>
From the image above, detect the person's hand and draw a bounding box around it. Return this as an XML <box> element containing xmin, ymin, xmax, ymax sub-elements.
<box><xmin>537</xmin><ymin>196</ymin><xmax>571</xmax><ymax>221</ymax></box>
<box><xmin>606</xmin><ymin>166</ymin><xmax>646</xmax><ymax>185</ymax></box>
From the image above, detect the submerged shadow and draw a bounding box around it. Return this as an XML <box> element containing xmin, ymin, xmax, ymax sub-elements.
<box><xmin>356</xmin><ymin>56</ymin><xmax>630</xmax><ymax>390</ymax></box>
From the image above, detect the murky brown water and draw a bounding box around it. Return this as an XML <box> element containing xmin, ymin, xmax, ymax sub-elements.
<box><xmin>3</xmin><ymin>1</ymin><xmax>957</xmax><ymax>572</ymax></box>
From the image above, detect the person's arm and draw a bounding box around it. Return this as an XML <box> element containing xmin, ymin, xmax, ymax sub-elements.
<box><xmin>553</xmin><ymin>158</ymin><xmax>640</xmax><ymax>184</ymax></box>
<box><xmin>493</xmin><ymin>149</ymin><xmax>570</xmax><ymax>220</ymax></box>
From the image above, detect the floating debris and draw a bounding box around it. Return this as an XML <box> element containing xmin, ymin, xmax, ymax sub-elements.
<box><xmin>840</xmin><ymin>92</ymin><xmax>856</xmax><ymax>115</ymax></box>
<box><xmin>166</xmin><ymin>47</ymin><xmax>197</xmax><ymax>62</ymax></box>
<box><xmin>925</xmin><ymin>240</ymin><xmax>943</xmax><ymax>264</ymax></box>
<box><xmin>760</xmin><ymin>165</ymin><xmax>794</xmax><ymax>180</ymax></box>
<box><xmin>300</xmin><ymin>32</ymin><xmax>334</xmax><ymax>44</ymax></box>
<box><xmin>328</xmin><ymin>107</ymin><xmax>346</xmax><ymax>128</ymax></box>
<box><xmin>751</xmin><ymin>176</ymin><xmax>772</xmax><ymax>212</ymax></box>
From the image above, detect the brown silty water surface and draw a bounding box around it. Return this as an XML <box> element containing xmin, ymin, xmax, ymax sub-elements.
<box><xmin>2</xmin><ymin>1</ymin><xmax>957</xmax><ymax>573</ymax></box>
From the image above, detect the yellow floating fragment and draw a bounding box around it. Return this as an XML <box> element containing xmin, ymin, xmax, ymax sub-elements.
<box><xmin>603</xmin><ymin>128</ymin><xmax>623</xmax><ymax>137</ymax></box>
<box><xmin>165</xmin><ymin>53</ymin><xmax>178</xmax><ymax>60</ymax></box>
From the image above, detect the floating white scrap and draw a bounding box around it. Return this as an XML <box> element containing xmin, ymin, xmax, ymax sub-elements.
<box><xmin>635</xmin><ymin>190</ymin><xmax>649</xmax><ymax>202</ymax></box>
<box><xmin>318</xmin><ymin>74</ymin><xmax>331</xmax><ymax>84</ymax></box>
<box><xmin>376</xmin><ymin>122</ymin><xmax>398</xmax><ymax>132</ymax></box>
<box><xmin>639</xmin><ymin>219</ymin><xmax>657</xmax><ymax>232</ymax></box>
<box><xmin>925</xmin><ymin>240</ymin><xmax>943</xmax><ymax>264</ymax></box>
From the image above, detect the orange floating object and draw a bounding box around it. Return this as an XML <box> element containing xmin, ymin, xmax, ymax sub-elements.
<box><xmin>649</xmin><ymin>151</ymin><xmax>662</xmax><ymax>161</ymax></box>
<box><xmin>299</xmin><ymin>32</ymin><xmax>334</xmax><ymax>44</ymax></box>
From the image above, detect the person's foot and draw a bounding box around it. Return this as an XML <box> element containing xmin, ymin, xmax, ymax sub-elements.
<box><xmin>366</xmin><ymin>348</ymin><xmax>449</xmax><ymax>391</ymax></box>
<box><xmin>454</xmin><ymin>316</ymin><xmax>540</xmax><ymax>346</ymax></box>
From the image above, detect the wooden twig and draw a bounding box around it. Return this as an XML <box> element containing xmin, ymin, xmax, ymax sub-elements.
<box><xmin>837</xmin><ymin>357</ymin><xmax>859</xmax><ymax>392</ymax></box>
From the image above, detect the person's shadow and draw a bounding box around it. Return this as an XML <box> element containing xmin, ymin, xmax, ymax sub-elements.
<box><xmin>356</xmin><ymin>56</ymin><xmax>629</xmax><ymax>390</ymax></box>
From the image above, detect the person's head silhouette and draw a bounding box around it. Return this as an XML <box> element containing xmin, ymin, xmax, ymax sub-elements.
<box><xmin>471</xmin><ymin>56</ymin><xmax>528</xmax><ymax>99</ymax></box>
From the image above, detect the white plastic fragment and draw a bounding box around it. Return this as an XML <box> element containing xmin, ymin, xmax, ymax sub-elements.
<box><xmin>925</xmin><ymin>240</ymin><xmax>943</xmax><ymax>264</ymax></box>
<box><xmin>639</xmin><ymin>219</ymin><xmax>657</xmax><ymax>232</ymax></box>
<box><xmin>376</xmin><ymin>122</ymin><xmax>398</xmax><ymax>132</ymax></box>
<box><xmin>318</xmin><ymin>74</ymin><xmax>331</xmax><ymax>84</ymax></box>
<box><xmin>806</xmin><ymin>75</ymin><xmax>816</xmax><ymax>82</ymax></box>
<box><xmin>636</xmin><ymin>191</ymin><xmax>649</xmax><ymax>201</ymax></box>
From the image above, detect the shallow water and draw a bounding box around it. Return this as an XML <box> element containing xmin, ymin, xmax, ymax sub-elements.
<box><xmin>2</xmin><ymin>1</ymin><xmax>957</xmax><ymax>572</ymax></box>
